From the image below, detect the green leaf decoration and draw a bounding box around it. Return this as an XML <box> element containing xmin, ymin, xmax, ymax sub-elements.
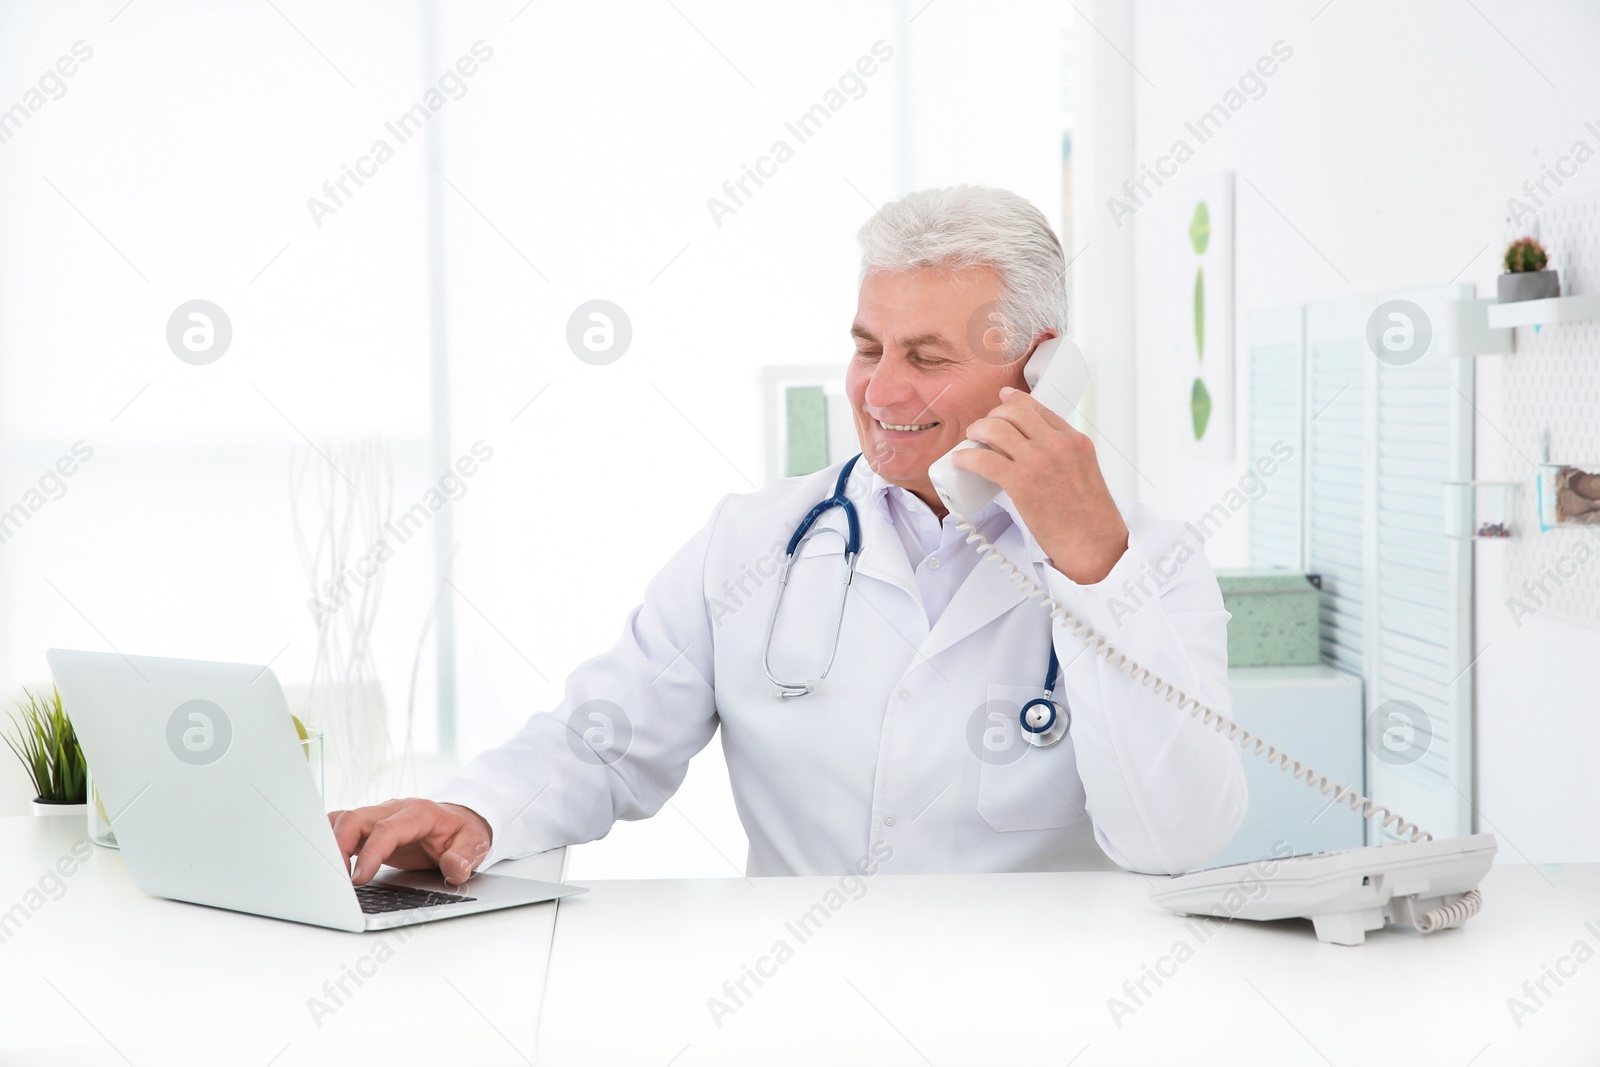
<box><xmin>1194</xmin><ymin>267</ymin><xmax>1205</xmax><ymax>362</ymax></box>
<box><xmin>1189</xmin><ymin>201</ymin><xmax>1210</xmax><ymax>255</ymax></box>
<box><xmin>1191</xmin><ymin>377</ymin><xmax>1212</xmax><ymax>440</ymax></box>
<box><xmin>4</xmin><ymin>686</ymin><xmax>85</xmax><ymax>804</ymax></box>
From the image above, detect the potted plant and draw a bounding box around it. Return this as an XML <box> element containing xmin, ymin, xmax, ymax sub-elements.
<box><xmin>4</xmin><ymin>686</ymin><xmax>87</xmax><ymax>815</ymax></box>
<box><xmin>1498</xmin><ymin>237</ymin><xmax>1560</xmax><ymax>303</ymax></box>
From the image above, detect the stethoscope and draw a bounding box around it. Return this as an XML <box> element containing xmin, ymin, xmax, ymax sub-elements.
<box><xmin>762</xmin><ymin>453</ymin><xmax>1070</xmax><ymax>748</ymax></box>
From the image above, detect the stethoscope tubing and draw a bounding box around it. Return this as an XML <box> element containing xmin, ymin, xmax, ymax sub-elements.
<box><xmin>763</xmin><ymin>453</ymin><xmax>1068</xmax><ymax>746</ymax></box>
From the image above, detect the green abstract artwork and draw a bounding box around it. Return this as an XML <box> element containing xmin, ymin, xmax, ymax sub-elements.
<box><xmin>784</xmin><ymin>385</ymin><xmax>829</xmax><ymax>476</ymax></box>
<box><xmin>1191</xmin><ymin>378</ymin><xmax>1212</xmax><ymax>440</ymax></box>
<box><xmin>1189</xmin><ymin>201</ymin><xmax>1210</xmax><ymax>255</ymax></box>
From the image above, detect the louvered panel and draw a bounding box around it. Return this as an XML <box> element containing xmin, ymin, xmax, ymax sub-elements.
<box><xmin>1313</xmin><ymin>548</ymin><xmax>1363</xmax><ymax>578</ymax></box>
<box><xmin>1312</xmin><ymin>518</ymin><xmax>1362</xmax><ymax>546</ymax></box>
<box><xmin>1365</xmin><ymin>286</ymin><xmax>1477</xmax><ymax>842</ymax></box>
<box><xmin>1246</xmin><ymin>307</ymin><xmax>1305</xmax><ymax>570</ymax></box>
<box><xmin>1379</xmin><ymin>466</ymin><xmax>1445</xmax><ymax>489</ymax></box>
<box><xmin>1306</xmin><ymin>304</ymin><xmax>1368</xmax><ymax>676</ymax></box>
<box><xmin>1383</xmin><ymin>497</ymin><xmax>1448</xmax><ymax>525</ymax></box>
<box><xmin>1376</xmin><ymin>415</ymin><xmax>1452</xmax><ymax>441</ymax></box>
<box><xmin>1315</xmin><ymin>472</ymin><xmax>1364</xmax><ymax>495</ymax></box>
<box><xmin>1320</xmin><ymin>617</ymin><xmax>1365</xmax><ymax>662</ymax></box>
<box><xmin>1248</xmin><ymin>293</ymin><xmax>1475</xmax><ymax>847</ymax></box>
<box><xmin>1378</xmin><ymin>608</ymin><xmax>1451</xmax><ymax>648</ymax></box>
<box><xmin>1377</xmin><ymin>579</ymin><xmax>1442</xmax><ymax>613</ymax></box>
<box><xmin>1380</xmin><ymin>532</ymin><xmax>1445</xmax><ymax>565</ymax></box>
<box><xmin>1377</xmin><ymin>504</ymin><xmax>1441</xmax><ymax>536</ymax></box>
<box><xmin>1379</xmin><ymin>675</ymin><xmax>1446</xmax><ymax>712</ymax></box>
<box><xmin>1378</xmin><ymin>460</ymin><xmax>1447</xmax><ymax>487</ymax></box>
<box><xmin>1411</xmin><ymin>757</ymin><xmax>1453</xmax><ymax>786</ymax></box>
<box><xmin>1380</xmin><ymin>544</ymin><xmax>1449</xmax><ymax>578</ymax></box>
<box><xmin>1378</xmin><ymin>643</ymin><xmax>1450</xmax><ymax>681</ymax></box>
<box><xmin>1377</xmin><ymin>510</ymin><xmax>1445</xmax><ymax>541</ymax></box>
<box><xmin>1252</xmin><ymin>518</ymin><xmax>1298</xmax><ymax>544</ymax></box>
<box><xmin>1315</xmin><ymin>436</ymin><xmax>1364</xmax><ymax>457</ymax></box>
<box><xmin>1378</xmin><ymin>393</ymin><xmax>1450</xmax><ymax>417</ymax></box>
<box><xmin>1314</xmin><ymin>534</ymin><xmax>1363</xmax><ymax>564</ymax></box>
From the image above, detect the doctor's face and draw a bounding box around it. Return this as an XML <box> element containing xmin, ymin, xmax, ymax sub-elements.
<box><xmin>846</xmin><ymin>266</ymin><xmax>1028</xmax><ymax>511</ymax></box>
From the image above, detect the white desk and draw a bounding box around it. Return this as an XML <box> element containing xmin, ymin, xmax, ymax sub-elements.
<box><xmin>0</xmin><ymin>815</ymin><xmax>566</xmax><ymax>1065</ymax></box>
<box><xmin>4</xmin><ymin>815</ymin><xmax>1596</xmax><ymax>1065</ymax></box>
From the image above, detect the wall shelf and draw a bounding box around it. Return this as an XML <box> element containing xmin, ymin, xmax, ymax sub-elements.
<box><xmin>1486</xmin><ymin>292</ymin><xmax>1600</xmax><ymax>330</ymax></box>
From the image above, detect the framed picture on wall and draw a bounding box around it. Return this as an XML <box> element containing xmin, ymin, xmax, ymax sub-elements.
<box><xmin>760</xmin><ymin>365</ymin><xmax>860</xmax><ymax>482</ymax></box>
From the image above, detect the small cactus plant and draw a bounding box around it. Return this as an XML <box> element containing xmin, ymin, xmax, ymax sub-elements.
<box><xmin>1503</xmin><ymin>237</ymin><xmax>1548</xmax><ymax>273</ymax></box>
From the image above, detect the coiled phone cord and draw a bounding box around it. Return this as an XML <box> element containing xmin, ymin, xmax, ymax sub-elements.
<box><xmin>1415</xmin><ymin>889</ymin><xmax>1482</xmax><ymax>932</ymax></box>
<box><xmin>955</xmin><ymin>520</ymin><xmax>1435</xmax><ymax>846</ymax></box>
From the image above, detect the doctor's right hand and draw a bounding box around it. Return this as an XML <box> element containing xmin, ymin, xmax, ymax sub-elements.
<box><xmin>328</xmin><ymin>799</ymin><xmax>493</xmax><ymax>887</ymax></box>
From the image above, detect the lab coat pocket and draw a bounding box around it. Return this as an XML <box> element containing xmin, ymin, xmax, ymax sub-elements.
<box><xmin>975</xmin><ymin>683</ymin><xmax>1085</xmax><ymax>833</ymax></box>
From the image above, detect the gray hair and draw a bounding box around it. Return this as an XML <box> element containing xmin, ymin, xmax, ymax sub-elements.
<box><xmin>856</xmin><ymin>184</ymin><xmax>1067</xmax><ymax>362</ymax></box>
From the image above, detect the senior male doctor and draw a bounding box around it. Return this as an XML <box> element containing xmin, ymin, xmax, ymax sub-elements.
<box><xmin>330</xmin><ymin>185</ymin><xmax>1247</xmax><ymax>885</ymax></box>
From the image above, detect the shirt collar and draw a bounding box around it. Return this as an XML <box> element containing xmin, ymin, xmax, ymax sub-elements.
<box><xmin>862</xmin><ymin>460</ymin><xmax>1019</xmax><ymax>540</ymax></box>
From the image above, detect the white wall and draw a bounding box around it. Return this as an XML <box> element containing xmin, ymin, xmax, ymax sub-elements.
<box><xmin>0</xmin><ymin>0</ymin><xmax>1063</xmax><ymax>862</ymax></box>
<box><xmin>0</xmin><ymin>2</ymin><xmax>444</xmax><ymax>813</ymax></box>
<box><xmin>1116</xmin><ymin>0</ymin><xmax>1600</xmax><ymax>860</ymax></box>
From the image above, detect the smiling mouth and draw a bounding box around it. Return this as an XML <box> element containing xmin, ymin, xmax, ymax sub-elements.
<box><xmin>876</xmin><ymin>419</ymin><xmax>939</xmax><ymax>432</ymax></box>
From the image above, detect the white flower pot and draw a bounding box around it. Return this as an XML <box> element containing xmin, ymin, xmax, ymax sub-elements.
<box><xmin>30</xmin><ymin>798</ymin><xmax>88</xmax><ymax>816</ymax></box>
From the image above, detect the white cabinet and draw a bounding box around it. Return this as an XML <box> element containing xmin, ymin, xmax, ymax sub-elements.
<box><xmin>1201</xmin><ymin>665</ymin><xmax>1365</xmax><ymax>868</ymax></box>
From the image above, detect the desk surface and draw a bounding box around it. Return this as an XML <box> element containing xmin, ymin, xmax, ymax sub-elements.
<box><xmin>3</xmin><ymin>815</ymin><xmax>1596</xmax><ymax>1065</ymax></box>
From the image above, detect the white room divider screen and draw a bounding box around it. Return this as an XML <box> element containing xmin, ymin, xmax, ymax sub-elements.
<box><xmin>1247</xmin><ymin>286</ymin><xmax>1478</xmax><ymax>843</ymax></box>
<box><xmin>1305</xmin><ymin>296</ymin><xmax>1373</xmax><ymax>681</ymax></box>
<box><xmin>1244</xmin><ymin>305</ymin><xmax>1304</xmax><ymax>571</ymax></box>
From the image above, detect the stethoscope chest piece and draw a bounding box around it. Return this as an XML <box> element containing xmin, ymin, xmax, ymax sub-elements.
<box><xmin>1018</xmin><ymin>694</ymin><xmax>1070</xmax><ymax>748</ymax></box>
<box><xmin>1018</xmin><ymin>642</ymin><xmax>1069</xmax><ymax>747</ymax></box>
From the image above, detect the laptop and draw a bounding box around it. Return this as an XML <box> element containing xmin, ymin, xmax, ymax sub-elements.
<box><xmin>47</xmin><ymin>648</ymin><xmax>586</xmax><ymax>933</ymax></box>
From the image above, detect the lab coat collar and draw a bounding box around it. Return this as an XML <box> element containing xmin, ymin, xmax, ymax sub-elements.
<box><xmin>835</xmin><ymin>459</ymin><xmax>921</xmax><ymax>607</ymax></box>
<box><xmin>857</xmin><ymin>460</ymin><xmax>1052</xmax><ymax>665</ymax></box>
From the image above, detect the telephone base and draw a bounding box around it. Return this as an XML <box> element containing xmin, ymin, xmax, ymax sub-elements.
<box><xmin>1310</xmin><ymin>906</ymin><xmax>1385</xmax><ymax>946</ymax></box>
<box><xmin>1149</xmin><ymin>833</ymin><xmax>1497</xmax><ymax>945</ymax></box>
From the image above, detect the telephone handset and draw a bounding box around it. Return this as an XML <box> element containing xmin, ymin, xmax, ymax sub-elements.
<box><xmin>934</xmin><ymin>333</ymin><xmax>1496</xmax><ymax>945</ymax></box>
<box><xmin>928</xmin><ymin>334</ymin><xmax>1091</xmax><ymax>519</ymax></box>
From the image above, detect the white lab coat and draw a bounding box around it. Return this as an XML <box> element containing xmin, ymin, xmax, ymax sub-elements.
<box><xmin>432</xmin><ymin>458</ymin><xmax>1247</xmax><ymax>877</ymax></box>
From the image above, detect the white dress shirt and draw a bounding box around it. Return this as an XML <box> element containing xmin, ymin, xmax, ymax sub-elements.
<box><xmin>876</xmin><ymin>472</ymin><xmax>1013</xmax><ymax>627</ymax></box>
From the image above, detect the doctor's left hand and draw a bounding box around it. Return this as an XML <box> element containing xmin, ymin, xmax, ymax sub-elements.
<box><xmin>953</xmin><ymin>384</ymin><xmax>1129</xmax><ymax>585</ymax></box>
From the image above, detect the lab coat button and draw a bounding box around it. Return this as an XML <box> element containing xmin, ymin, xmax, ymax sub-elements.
<box><xmin>927</xmin><ymin>555</ymin><xmax>941</xmax><ymax>570</ymax></box>
<box><xmin>898</xmin><ymin>689</ymin><xmax>910</xmax><ymax>701</ymax></box>
<box><xmin>884</xmin><ymin>816</ymin><xmax>896</xmax><ymax>826</ymax></box>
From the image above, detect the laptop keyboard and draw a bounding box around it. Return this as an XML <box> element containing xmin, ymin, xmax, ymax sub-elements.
<box><xmin>355</xmin><ymin>882</ymin><xmax>477</xmax><ymax>914</ymax></box>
